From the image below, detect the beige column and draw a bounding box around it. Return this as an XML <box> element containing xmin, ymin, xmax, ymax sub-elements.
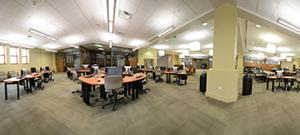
<box><xmin>206</xmin><ymin>3</ymin><xmax>239</xmax><ymax>103</ymax></box>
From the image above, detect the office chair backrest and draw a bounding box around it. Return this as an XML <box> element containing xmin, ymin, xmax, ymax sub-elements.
<box><xmin>104</xmin><ymin>75</ymin><xmax>123</xmax><ymax>90</ymax></box>
<box><xmin>276</xmin><ymin>70</ymin><xmax>283</xmax><ymax>77</ymax></box>
<box><xmin>45</xmin><ymin>66</ymin><xmax>50</xmax><ymax>71</ymax></box>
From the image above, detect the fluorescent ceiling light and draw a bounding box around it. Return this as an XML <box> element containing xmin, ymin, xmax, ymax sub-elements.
<box><xmin>177</xmin><ymin>44</ymin><xmax>190</xmax><ymax>49</ymax></box>
<box><xmin>107</xmin><ymin>0</ymin><xmax>116</xmax><ymax>22</ymax></box>
<box><xmin>44</xmin><ymin>43</ymin><xmax>60</xmax><ymax>49</ymax></box>
<box><xmin>29</xmin><ymin>29</ymin><xmax>46</xmax><ymax>37</ymax></box>
<box><xmin>202</xmin><ymin>22</ymin><xmax>208</xmax><ymax>26</ymax></box>
<box><xmin>277</xmin><ymin>18</ymin><xmax>300</xmax><ymax>32</ymax></box>
<box><xmin>45</xmin><ymin>49</ymin><xmax>57</xmax><ymax>53</ymax></box>
<box><xmin>95</xmin><ymin>44</ymin><xmax>103</xmax><ymax>48</ymax></box>
<box><xmin>153</xmin><ymin>44</ymin><xmax>169</xmax><ymax>50</ymax></box>
<box><xmin>157</xmin><ymin>26</ymin><xmax>174</xmax><ymax>37</ymax></box>
<box><xmin>69</xmin><ymin>45</ymin><xmax>79</xmax><ymax>49</ymax></box>
<box><xmin>29</xmin><ymin>28</ymin><xmax>57</xmax><ymax>41</ymax></box>
<box><xmin>46</xmin><ymin>35</ymin><xmax>57</xmax><ymax>41</ymax></box>
<box><xmin>209</xmin><ymin>50</ymin><xmax>213</xmax><ymax>56</ymax></box>
<box><xmin>158</xmin><ymin>50</ymin><xmax>165</xmax><ymax>56</ymax></box>
<box><xmin>261</xmin><ymin>33</ymin><xmax>281</xmax><ymax>43</ymax></box>
<box><xmin>266</xmin><ymin>44</ymin><xmax>276</xmax><ymax>53</ymax></box>
<box><xmin>190</xmin><ymin>53</ymin><xmax>207</xmax><ymax>57</ymax></box>
<box><xmin>256</xmin><ymin>24</ymin><xmax>261</xmax><ymax>28</ymax></box>
<box><xmin>129</xmin><ymin>39</ymin><xmax>145</xmax><ymax>46</ymax></box>
<box><xmin>280</xmin><ymin>53</ymin><xmax>287</xmax><ymax>59</ymax></box>
<box><xmin>189</xmin><ymin>41</ymin><xmax>201</xmax><ymax>51</ymax></box>
<box><xmin>184</xmin><ymin>31</ymin><xmax>208</xmax><ymax>41</ymax></box>
<box><xmin>277</xmin><ymin>47</ymin><xmax>291</xmax><ymax>52</ymax></box>
<box><xmin>98</xmin><ymin>48</ymin><xmax>104</xmax><ymax>50</ymax></box>
<box><xmin>108</xmin><ymin>21</ymin><xmax>114</xmax><ymax>33</ymax></box>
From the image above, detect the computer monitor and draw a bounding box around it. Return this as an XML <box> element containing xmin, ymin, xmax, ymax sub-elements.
<box><xmin>160</xmin><ymin>66</ymin><xmax>166</xmax><ymax>71</ymax></box>
<box><xmin>172</xmin><ymin>67</ymin><xmax>178</xmax><ymax>72</ymax></box>
<box><xmin>141</xmin><ymin>65</ymin><xmax>145</xmax><ymax>69</ymax></box>
<box><xmin>31</xmin><ymin>67</ymin><xmax>37</xmax><ymax>73</ymax></box>
<box><xmin>106</xmin><ymin>67</ymin><xmax>122</xmax><ymax>76</ymax></box>
<box><xmin>92</xmin><ymin>66</ymin><xmax>99</xmax><ymax>74</ymax></box>
<box><xmin>132</xmin><ymin>66</ymin><xmax>138</xmax><ymax>74</ymax></box>
<box><xmin>45</xmin><ymin>66</ymin><xmax>50</xmax><ymax>71</ymax></box>
<box><xmin>21</xmin><ymin>69</ymin><xmax>27</xmax><ymax>77</ymax></box>
<box><xmin>83</xmin><ymin>64</ymin><xmax>89</xmax><ymax>69</ymax></box>
<box><xmin>124</xmin><ymin>66</ymin><xmax>131</xmax><ymax>73</ymax></box>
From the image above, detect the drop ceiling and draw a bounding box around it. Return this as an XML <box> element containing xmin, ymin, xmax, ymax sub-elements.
<box><xmin>0</xmin><ymin>0</ymin><xmax>300</xmax><ymax>54</ymax></box>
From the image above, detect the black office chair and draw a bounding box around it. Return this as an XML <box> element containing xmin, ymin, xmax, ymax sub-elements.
<box><xmin>178</xmin><ymin>74</ymin><xmax>188</xmax><ymax>85</ymax></box>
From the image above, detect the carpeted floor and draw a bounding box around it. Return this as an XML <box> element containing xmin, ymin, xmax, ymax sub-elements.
<box><xmin>0</xmin><ymin>72</ymin><xmax>300</xmax><ymax>135</ymax></box>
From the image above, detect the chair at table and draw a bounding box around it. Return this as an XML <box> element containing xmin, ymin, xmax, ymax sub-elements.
<box><xmin>71</xmin><ymin>70</ymin><xmax>81</xmax><ymax>94</ymax></box>
<box><xmin>44</xmin><ymin>66</ymin><xmax>54</xmax><ymax>81</ymax></box>
<box><xmin>7</xmin><ymin>71</ymin><xmax>18</xmax><ymax>78</ymax></box>
<box><xmin>154</xmin><ymin>69</ymin><xmax>163</xmax><ymax>83</ymax></box>
<box><xmin>178</xmin><ymin>74</ymin><xmax>188</xmax><ymax>85</ymax></box>
<box><xmin>295</xmin><ymin>71</ymin><xmax>300</xmax><ymax>92</ymax></box>
<box><xmin>102</xmin><ymin>75</ymin><xmax>126</xmax><ymax>111</ymax></box>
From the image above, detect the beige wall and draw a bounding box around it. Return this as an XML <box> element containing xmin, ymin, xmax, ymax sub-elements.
<box><xmin>0</xmin><ymin>45</ymin><xmax>56</xmax><ymax>74</ymax></box>
<box><xmin>138</xmin><ymin>48</ymin><xmax>157</xmax><ymax>66</ymax></box>
<box><xmin>281</xmin><ymin>58</ymin><xmax>300</xmax><ymax>70</ymax></box>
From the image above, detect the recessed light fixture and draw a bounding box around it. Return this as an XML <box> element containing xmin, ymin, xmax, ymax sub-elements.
<box><xmin>202</xmin><ymin>22</ymin><xmax>208</xmax><ymax>26</ymax></box>
<box><xmin>277</xmin><ymin>18</ymin><xmax>300</xmax><ymax>32</ymax></box>
<box><xmin>256</xmin><ymin>24</ymin><xmax>261</xmax><ymax>28</ymax></box>
<box><xmin>157</xmin><ymin>26</ymin><xmax>175</xmax><ymax>37</ymax></box>
<box><xmin>286</xmin><ymin>57</ymin><xmax>292</xmax><ymax>62</ymax></box>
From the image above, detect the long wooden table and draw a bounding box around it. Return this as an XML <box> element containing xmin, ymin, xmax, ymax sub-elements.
<box><xmin>79</xmin><ymin>73</ymin><xmax>147</xmax><ymax>106</ymax></box>
<box><xmin>266</xmin><ymin>76</ymin><xmax>296</xmax><ymax>92</ymax></box>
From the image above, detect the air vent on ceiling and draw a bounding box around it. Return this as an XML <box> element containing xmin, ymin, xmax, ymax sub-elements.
<box><xmin>118</xmin><ymin>10</ymin><xmax>133</xmax><ymax>20</ymax></box>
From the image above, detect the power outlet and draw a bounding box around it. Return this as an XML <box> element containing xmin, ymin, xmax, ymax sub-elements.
<box><xmin>218</xmin><ymin>86</ymin><xmax>222</xmax><ymax>90</ymax></box>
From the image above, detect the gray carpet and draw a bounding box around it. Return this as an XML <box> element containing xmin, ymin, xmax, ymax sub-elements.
<box><xmin>0</xmin><ymin>72</ymin><xmax>299</xmax><ymax>135</ymax></box>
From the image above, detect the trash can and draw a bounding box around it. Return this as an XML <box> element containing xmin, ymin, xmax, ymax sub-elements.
<box><xmin>242</xmin><ymin>73</ymin><xmax>253</xmax><ymax>96</ymax></box>
<box><xmin>200</xmin><ymin>71</ymin><xmax>207</xmax><ymax>93</ymax></box>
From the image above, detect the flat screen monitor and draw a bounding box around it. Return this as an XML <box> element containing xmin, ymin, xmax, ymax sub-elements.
<box><xmin>31</xmin><ymin>67</ymin><xmax>37</xmax><ymax>73</ymax></box>
<box><xmin>124</xmin><ymin>66</ymin><xmax>131</xmax><ymax>73</ymax></box>
<box><xmin>160</xmin><ymin>66</ymin><xmax>166</xmax><ymax>71</ymax></box>
<box><xmin>106</xmin><ymin>67</ymin><xmax>122</xmax><ymax>76</ymax></box>
<box><xmin>83</xmin><ymin>64</ymin><xmax>89</xmax><ymax>69</ymax></box>
<box><xmin>45</xmin><ymin>66</ymin><xmax>50</xmax><ymax>71</ymax></box>
<box><xmin>21</xmin><ymin>69</ymin><xmax>27</xmax><ymax>77</ymax></box>
<box><xmin>141</xmin><ymin>65</ymin><xmax>145</xmax><ymax>69</ymax></box>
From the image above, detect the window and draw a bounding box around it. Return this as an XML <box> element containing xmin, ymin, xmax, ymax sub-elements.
<box><xmin>21</xmin><ymin>48</ymin><xmax>29</xmax><ymax>64</ymax></box>
<box><xmin>0</xmin><ymin>45</ymin><xmax>6</xmax><ymax>64</ymax></box>
<box><xmin>10</xmin><ymin>47</ymin><xmax>19</xmax><ymax>64</ymax></box>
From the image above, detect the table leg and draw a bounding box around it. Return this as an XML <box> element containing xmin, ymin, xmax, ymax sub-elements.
<box><xmin>266</xmin><ymin>78</ymin><xmax>269</xmax><ymax>90</ymax></box>
<box><xmin>4</xmin><ymin>83</ymin><xmax>7</xmax><ymax>100</ymax></box>
<box><xmin>272</xmin><ymin>80</ymin><xmax>275</xmax><ymax>92</ymax></box>
<box><xmin>132</xmin><ymin>83</ymin><xmax>135</xmax><ymax>100</ymax></box>
<box><xmin>17</xmin><ymin>82</ymin><xmax>20</xmax><ymax>100</ymax></box>
<box><xmin>168</xmin><ymin>74</ymin><xmax>171</xmax><ymax>83</ymax></box>
<box><xmin>100</xmin><ymin>85</ymin><xmax>106</xmax><ymax>100</ymax></box>
<box><xmin>85</xmin><ymin>84</ymin><xmax>91</xmax><ymax>106</ymax></box>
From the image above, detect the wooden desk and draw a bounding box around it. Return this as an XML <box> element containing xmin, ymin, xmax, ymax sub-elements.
<box><xmin>266</xmin><ymin>76</ymin><xmax>296</xmax><ymax>92</ymax></box>
<box><xmin>24</xmin><ymin>73</ymin><xmax>42</xmax><ymax>92</ymax></box>
<box><xmin>3</xmin><ymin>77</ymin><xmax>23</xmax><ymax>100</ymax></box>
<box><xmin>79</xmin><ymin>73</ymin><xmax>147</xmax><ymax>106</ymax></box>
